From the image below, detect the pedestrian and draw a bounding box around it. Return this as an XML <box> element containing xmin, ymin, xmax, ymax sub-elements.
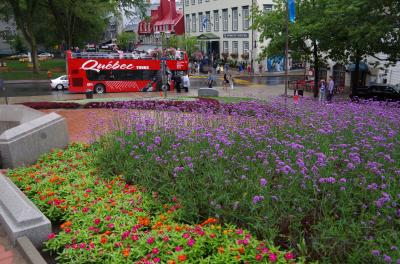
<box><xmin>238</xmin><ymin>63</ymin><xmax>243</xmax><ymax>74</ymax></box>
<box><xmin>229</xmin><ymin>74</ymin><xmax>234</xmax><ymax>90</ymax></box>
<box><xmin>207</xmin><ymin>71</ymin><xmax>214</xmax><ymax>88</ymax></box>
<box><xmin>258</xmin><ymin>64</ymin><xmax>263</xmax><ymax>75</ymax></box>
<box><xmin>319</xmin><ymin>79</ymin><xmax>326</xmax><ymax>102</ymax></box>
<box><xmin>224</xmin><ymin>63</ymin><xmax>229</xmax><ymax>73</ymax></box>
<box><xmin>327</xmin><ymin>76</ymin><xmax>334</xmax><ymax>101</ymax></box>
<box><xmin>182</xmin><ymin>72</ymin><xmax>190</xmax><ymax>92</ymax></box>
<box><xmin>196</xmin><ymin>62</ymin><xmax>200</xmax><ymax>74</ymax></box>
<box><xmin>247</xmin><ymin>64</ymin><xmax>251</xmax><ymax>74</ymax></box>
<box><xmin>223</xmin><ymin>73</ymin><xmax>229</xmax><ymax>90</ymax></box>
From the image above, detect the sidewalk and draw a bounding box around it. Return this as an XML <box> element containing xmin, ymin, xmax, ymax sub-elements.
<box><xmin>190</xmin><ymin>69</ymin><xmax>305</xmax><ymax>78</ymax></box>
<box><xmin>0</xmin><ymin>224</ymin><xmax>27</xmax><ymax>264</ymax></box>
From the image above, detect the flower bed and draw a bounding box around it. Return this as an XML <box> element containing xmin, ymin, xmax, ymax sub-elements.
<box><xmin>21</xmin><ymin>101</ymin><xmax>81</xmax><ymax>109</ymax></box>
<box><xmin>92</xmin><ymin>99</ymin><xmax>400</xmax><ymax>263</ymax></box>
<box><xmin>7</xmin><ymin>144</ymin><xmax>300</xmax><ymax>263</ymax></box>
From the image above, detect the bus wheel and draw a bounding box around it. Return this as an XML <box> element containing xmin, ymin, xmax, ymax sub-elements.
<box><xmin>94</xmin><ymin>84</ymin><xmax>105</xmax><ymax>94</ymax></box>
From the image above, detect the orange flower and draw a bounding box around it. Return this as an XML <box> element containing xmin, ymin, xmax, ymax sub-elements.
<box><xmin>100</xmin><ymin>236</ymin><xmax>108</xmax><ymax>244</ymax></box>
<box><xmin>238</xmin><ymin>247</ymin><xmax>245</xmax><ymax>254</ymax></box>
<box><xmin>200</xmin><ymin>218</ymin><xmax>218</xmax><ymax>226</ymax></box>
<box><xmin>236</xmin><ymin>255</ymin><xmax>241</xmax><ymax>260</ymax></box>
<box><xmin>178</xmin><ymin>255</ymin><xmax>187</xmax><ymax>262</ymax></box>
<box><xmin>60</xmin><ymin>221</ymin><xmax>72</xmax><ymax>230</ymax></box>
<box><xmin>175</xmin><ymin>226</ymin><xmax>182</xmax><ymax>232</ymax></box>
<box><xmin>167</xmin><ymin>261</ymin><xmax>176</xmax><ymax>264</ymax></box>
<box><xmin>122</xmin><ymin>247</ymin><xmax>130</xmax><ymax>257</ymax></box>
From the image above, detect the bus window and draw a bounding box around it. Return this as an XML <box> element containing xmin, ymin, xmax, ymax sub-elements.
<box><xmin>126</xmin><ymin>70</ymin><xmax>143</xmax><ymax>80</ymax></box>
<box><xmin>143</xmin><ymin>70</ymin><xmax>157</xmax><ymax>80</ymax></box>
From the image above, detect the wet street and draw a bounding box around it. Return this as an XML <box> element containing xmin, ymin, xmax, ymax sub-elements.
<box><xmin>1</xmin><ymin>75</ymin><xmax>305</xmax><ymax>99</ymax></box>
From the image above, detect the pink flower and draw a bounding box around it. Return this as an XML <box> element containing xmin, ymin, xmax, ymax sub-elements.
<box><xmin>131</xmin><ymin>235</ymin><xmax>139</xmax><ymax>241</ymax></box>
<box><xmin>47</xmin><ymin>233</ymin><xmax>56</xmax><ymax>240</ymax></box>
<box><xmin>82</xmin><ymin>207</ymin><xmax>89</xmax><ymax>213</ymax></box>
<box><xmin>152</xmin><ymin>248</ymin><xmax>159</xmax><ymax>255</ymax></box>
<box><xmin>187</xmin><ymin>238</ymin><xmax>196</xmax><ymax>247</ymax></box>
<box><xmin>284</xmin><ymin>252</ymin><xmax>295</xmax><ymax>260</ymax></box>
<box><xmin>163</xmin><ymin>236</ymin><xmax>169</xmax><ymax>242</ymax></box>
<box><xmin>182</xmin><ymin>233</ymin><xmax>190</xmax><ymax>239</ymax></box>
<box><xmin>268</xmin><ymin>253</ymin><xmax>277</xmax><ymax>262</ymax></box>
<box><xmin>175</xmin><ymin>246</ymin><xmax>183</xmax><ymax>251</ymax></box>
<box><xmin>108</xmin><ymin>223</ymin><xmax>115</xmax><ymax>229</ymax></box>
<box><xmin>94</xmin><ymin>218</ymin><xmax>101</xmax><ymax>225</ymax></box>
<box><xmin>105</xmin><ymin>215</ymin><xmax>112</xmax><ymax>221</ymax></box>
<box><xmin>255</xmin><ymin>254</ymin><xmax>263</xmax><ymax>261</ymax></box>
<box><xmin>79</xmin><ymin>243</ymin><xmax>86</xmax><ymax>249</ymax></box>
<box><xmin>236</xmin><ymin>229</ymin><xmax>243</xmax><ymax>235</ymax></box>
<box><xmin>65</xmin><ymin>228</ymin><xmax>71</xmax><ymax>234</ymax></box>
<box><xmin>153</xmin><ymin>257</ymin><xmax>161</xmax><ymax>263</ymax></box>
<box><xmin>147</xmin><ymin>237</ymin><xmax>155</xmax><ymax>244</ymax></box>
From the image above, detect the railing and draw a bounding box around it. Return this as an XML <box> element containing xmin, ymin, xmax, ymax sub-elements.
<box><xmin>71</xmin><ymin>52</ymin><xmax>186</xmax><ymax>61</ymax></box>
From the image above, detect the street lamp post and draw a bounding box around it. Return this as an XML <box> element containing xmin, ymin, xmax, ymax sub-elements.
<box><xmin>154</xmin><ymin>31</ymin><xmax>160</xmax><ymax>50</ymax></box>
<box><xmin>161</xmin><ymin>31</ymin><xmax>171</xmax><ymax>98</ymax></box>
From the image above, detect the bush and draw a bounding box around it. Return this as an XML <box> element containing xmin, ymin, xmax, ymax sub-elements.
<box><xmin>21</xmin><ymin>101</ymin><xmax>81</xmax><ymax>109</ymax></box>
<box><xmin>93</xmin><ymin>99</ymin><xmax>400</xmax><ymax>263</ymax></box>
<box><xmin>8</xmin><ymin>143</ymin><xmax>301</xmax><ymax>264</ymax></box>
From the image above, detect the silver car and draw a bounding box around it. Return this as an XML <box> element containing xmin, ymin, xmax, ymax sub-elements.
<box><xmin>50</xmin><ymin>75</ymin><xmax>69</xmax><ymax>90</ymax></box>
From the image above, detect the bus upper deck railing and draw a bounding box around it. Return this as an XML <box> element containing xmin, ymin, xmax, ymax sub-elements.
<box><xmin>70</xmin><ymin>52</ymin><xmax>185</xmax><ymax>60</ymax></box>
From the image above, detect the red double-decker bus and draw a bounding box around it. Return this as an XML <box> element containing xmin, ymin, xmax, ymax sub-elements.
<box><xmin>66</xmin><ymin>50</ymin><xmax>188</xmax><ymax>93</ymax></box>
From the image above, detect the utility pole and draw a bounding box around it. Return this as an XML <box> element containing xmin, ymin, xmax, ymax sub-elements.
<box><xmin>251</xmin><ymin>0</ymin><xmax>254</xmax><ymax>75</ymax></box>
<box><xmin>284</xmin><ymin>0</ymin><xmax>289</xmax><ymax>97</ymax></box>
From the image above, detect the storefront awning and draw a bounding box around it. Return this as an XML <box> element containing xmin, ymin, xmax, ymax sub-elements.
<box><xmin>197</xmin><ymin>33</ymin><xmax>220</xmax><ymax>40</ymax></box>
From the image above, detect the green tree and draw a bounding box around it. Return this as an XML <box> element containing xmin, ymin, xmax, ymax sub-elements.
<box><xmin>117</xmin><ymin>32</ymin><xmax>136</xmax><ymax>51</ymax></box>
<box><xmin>179</xmin><ymin>35</ymin><xmax>198</xmax><ymax>58</ymax></box>
<box><xmin>253</xmin><ymin>0</ymin><xmax>400</xmax><ymax>96</ymax></box>
<box><xmin>4</xmin><ymin>0</ymin><xmax>41</xmax><ymax>73</ymax></box>
<box><xmin>323</xmin><ymin>0</ymin><xmax>400</xmax><ymax>94</ymax></box>
<box><xmin>9</xmin><ymin>34</ymin><xmax>28</xmax><ymax>53</ymax></box>
<box><xmin>253</xmin><ymin>0</ymin><xmax>330</xmax><ymax>97</ymax></box>
<box><xmin>46</xmin><ymin>0</ymin><xmax>148</xmax><ymax>49</ymax></box>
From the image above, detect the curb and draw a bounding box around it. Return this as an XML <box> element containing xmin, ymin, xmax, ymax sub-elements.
<box><xmin>17</xmin><ymin>236</ymin><xmax>47</xmax><ymax>264</ymax></box>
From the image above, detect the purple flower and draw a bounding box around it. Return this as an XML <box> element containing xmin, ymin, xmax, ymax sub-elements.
<box><xmin>260</xmin><ymin>178</ymin><xmax>267</xmax><ymax>187</ymax></box>
<box><xmin>252</xmin><ymin>195</ymin><xmax>264</xmax><ymax>204</ymax></box>
<box><xmin>154</xmin><ymin>136</ymin><xmax>161</xmax><ymax>145</ymax></box>
<box><xmin>371</xmin><ymin>250</ymin><xmax>380</xmax><ymax>256</ymax></box>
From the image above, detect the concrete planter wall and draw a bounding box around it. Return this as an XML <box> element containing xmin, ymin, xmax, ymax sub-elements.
<box><xmin>0</xmin><ymin>105</ymin><xmax>69</xmax><ymax>168</ymax></box>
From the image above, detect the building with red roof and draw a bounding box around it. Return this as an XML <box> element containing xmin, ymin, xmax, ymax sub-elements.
<box><xmin>138</xmin><ymin>0</ymin><xmax>184</xmax><ymax>47</ymax></box>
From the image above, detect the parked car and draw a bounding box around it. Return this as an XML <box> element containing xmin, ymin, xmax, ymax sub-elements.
<box><xmin>38</xmin><ymin>52</ymin><xmax>54</xmax><ymax>58</ymax></box>
<box><xmin>50</xmin><ymin>75</ymin><xmax>69</xmax><ymax>90</ymax></box>
<box><xmin>352</xmin><ymin>83</ymin><xmax>400</xmax><ymax>101</ymax></box>
<box><xmin>7</xmin><ymin>53</ymin><xmax>28</xmax><ymax>60</ymax></box>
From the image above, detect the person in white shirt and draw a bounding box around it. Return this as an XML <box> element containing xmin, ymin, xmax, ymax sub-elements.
<box><xmin>327</xmin><ymin>76</ymin><xmax>335</xmax><ymax>101</ymax></box>
<box><xmin>182</xmin><ymin>73</ymin><xmax>190</xmax><ymax>93</ymax></box>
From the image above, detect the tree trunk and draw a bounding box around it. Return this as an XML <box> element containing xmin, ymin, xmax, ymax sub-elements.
<box><xmin>352</xmin><ymin>54</ymin><xmax>361</xmax><ymax>96</ymax></box>
<box><xmin>313</xmin><ymin>42</ymin><xmax>319</xmax><ymax>98</ymax></box>
<box><xmin>30</xmin><ymin>40</ymin><xmax>39</xmax><ymax>73</ymax></box>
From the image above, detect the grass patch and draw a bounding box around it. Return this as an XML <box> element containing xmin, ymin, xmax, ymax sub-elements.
<box><xmin>0</xmin><ymin>71</ymin><xmax>64</xmax><ymax>80</ymax></box>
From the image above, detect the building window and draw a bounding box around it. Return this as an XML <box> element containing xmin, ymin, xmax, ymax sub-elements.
<box><xmin>185</xmin><ymin>14</ymin><xmax>190</xmax><ymax>33</ymax></box>
<box><xmin>213</xmin><ymin>10</ymin><xmax>219</xmax><ymax>32</ymax></box>
<box><xmin>243</xmin><ymin>41</ymin><xmax>249</xmax><ymax>54</ymax></box>
<box><xmin>232</xmin><ymin>8</ymin><xmax>238</xmax><ymax>31</ymax></box>
<box><xmin>223</xmin><ymin>41</ymin><xmax>229</xmax><ymax>53</ymax></box>
<box><xmin>192</xmin><ymin>13</ymin><xmax>196</xmax><ymax>32</ymax></box>
<box><xmin>242</xmin><ymin>6</ymin><xmax>249</xmax><ymax>30</ymax></box>
<box><xmin>232</xmin><ymin>41</ymin><xmax>238</xmax><ymax>54</ymax></box>
<box><xmin>198</xmin><ymin>12</ymin><xmax>203</xmax><ymax>32</ymax></box>
<box><xmin>191</xmin><ymin>0</ymin><xmax>195</xmax><ymax>5</ymax></box>
<box><xmin>222</xmin><ymin>9</ymin><xmax>228</xmax><ymax>31</ymax></box>
<box><xmin>185</xmin><ymin>0</ymin><xmax>189</xmax><ymax>6</ymax></box>
<box><xmin>263</xmin><ymin>4</ymin><xmax>273</xmax><ymax>12</ymax></box>
<box><xmin>198</xmin><ymin>0</ymin><xmax>202</xmax><ymax>4</ymax></box>
<box><xmin>205</xmin><ymin>12</ymin><xmax>211</xmax><ymax>32</ymax></box>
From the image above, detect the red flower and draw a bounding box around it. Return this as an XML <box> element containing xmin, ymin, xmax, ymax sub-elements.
<box><xmin>47</xmin><ymin>233</ymin><xmax>56</xmax><ymax>240</ymax></box>
<box><xmin>268</xmin><ymin>253</ymin><xmax>277</xmax><ymax>262</ymax></box>
<box><xmin>284</xmin><ymin>252</ymin><xmax>295</xmax><ymax>260</ymax></box>
<box><xmin>255</xmin><ymin>254</ymin><xmax>263</xmax><ymax>261</ymax></box>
